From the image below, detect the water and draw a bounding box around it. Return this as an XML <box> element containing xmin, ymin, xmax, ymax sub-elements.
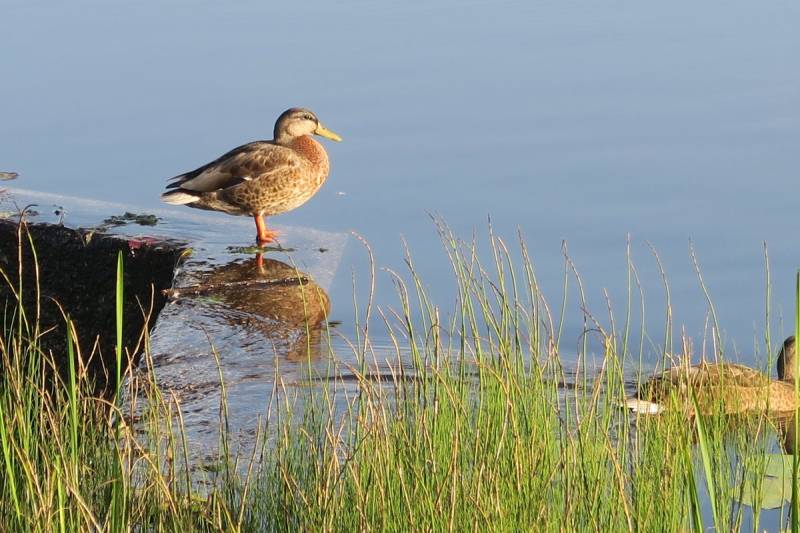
<box><xmin>2</xmin><ymin>0</ymin><xmax>798</xmax><ymax>359</ymax></box>
<box><xmin>1</xmin><ymin>0</ymin><xmax>799</xmax><ymax>524</ymax></box>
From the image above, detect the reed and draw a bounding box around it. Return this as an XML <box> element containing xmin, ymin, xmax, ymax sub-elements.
<box><xmin>0</xmin><ymin>223</ymin><xmax>793</xmax><ymax>531</ymax></box>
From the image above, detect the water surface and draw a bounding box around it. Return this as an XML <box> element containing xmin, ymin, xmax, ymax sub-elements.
<box><xmin>3</xmin><ymin>1</ymin><xmax>798</xmax><ymax>358</ymax></box>
<box><xmin>2</xmin><ymin>0</ymin><xmax>800</xmax><ymax>451</ymax></box>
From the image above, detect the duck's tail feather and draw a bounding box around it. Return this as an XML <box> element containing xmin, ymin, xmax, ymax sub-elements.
<box><xmin>161</xmin><ymin>189</ymin><xmax>200</xmax><ymax>205</ymax></box>
<box><xmin>167</xmin><ymin>173</ymin><xmax>189</xmax><ymax>183</ymax></box>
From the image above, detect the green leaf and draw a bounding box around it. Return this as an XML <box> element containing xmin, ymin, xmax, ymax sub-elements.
<box><xmin>763</xmin><ymin>454</ymin><xmax>795</xmax><ymax>479</ymax></box>
<box><xmin>741</xmin><ymin>475</ymin><xmax>791</xmax><ymax>510</ymax></box>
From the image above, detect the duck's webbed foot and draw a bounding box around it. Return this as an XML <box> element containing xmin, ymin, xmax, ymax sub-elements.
<box><xmin>254</xmin><ymin>215</ymin><xmax>279</xmax><ymax>245</ymax></box>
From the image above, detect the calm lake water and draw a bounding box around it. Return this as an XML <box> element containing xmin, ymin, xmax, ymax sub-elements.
<box><xmin>3</xmin><ymin>0</ymin><xmax>799</xmax><ymax>365</ymax></box>
<box><xmin>1</xmin><ymin>1</ymin><xmax>799</xmax><ymax>526</ymax></box>
<box><xmin>3</xmin><ymin>0</ymin><xmax>799</xmax><ymax>362</ymax></box>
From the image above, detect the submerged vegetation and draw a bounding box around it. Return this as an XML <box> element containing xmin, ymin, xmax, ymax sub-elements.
<box><xmin>0</xmin><ymin>221</ymin><xmax>798</xmax><ymax>531</ymax></box>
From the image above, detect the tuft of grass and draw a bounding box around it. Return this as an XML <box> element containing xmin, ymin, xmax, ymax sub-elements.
<box><xmin>0</xmin><ymin>222</ymin><xmax>796</xmax><ymax>530</ymax></box>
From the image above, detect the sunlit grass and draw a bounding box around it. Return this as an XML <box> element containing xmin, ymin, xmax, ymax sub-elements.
<box><xmin>0</xmin><ymin>221</ymin><xmax>795</xmax><ymax>531</ymax></box>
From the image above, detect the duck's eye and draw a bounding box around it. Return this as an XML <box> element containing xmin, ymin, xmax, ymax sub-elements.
<box><xmin>304</xmin><ymin>114</ymin><xmax>315</xmax><ymax>121</ymax></box>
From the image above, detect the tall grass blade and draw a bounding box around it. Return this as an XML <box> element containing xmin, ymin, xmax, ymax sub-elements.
<box><xmin>685</xmin><ymin>439</ymin><xmax>704</xmax><ymax>533</ymax></box>
<box><xmin>66</xmin><ymin>319</ymin><xmax>78</xmax><ymax>476</ymax></box>
<box><xmin>115</xmin><ymin>250</ymin><xmax>123</xmax><ymax>401</ymax></box>
<box><xmin>0</xmin><ymin>402</ymin><xmax>21</xmax><ymax>524</ymax></box>
<box><xmin>793</xmin><ymin>270</ymin><xmax>799</xmax><ymax>533</ymax></box>
<box><xmin>692</xmin><ymin>391</ymin><xmax>718</xmax><ymax>529</ymax></box>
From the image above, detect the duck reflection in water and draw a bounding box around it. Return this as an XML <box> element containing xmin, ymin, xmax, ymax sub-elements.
<box><xmin>182</xmin><ymin>256</ymin><xmax>331</xmax><ymax>361</ymax></box>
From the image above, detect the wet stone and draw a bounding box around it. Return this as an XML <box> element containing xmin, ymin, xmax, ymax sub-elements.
<box><xmin>0</xmin><ymin>218</ymin><xmax>186</xmax><ymax>393</ymax></box>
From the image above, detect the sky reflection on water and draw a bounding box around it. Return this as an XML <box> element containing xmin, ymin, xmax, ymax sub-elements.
<box><xmin>1</xmin><ymin>0</ymin><xmax>799</xmax><ymax>361</ymax></box>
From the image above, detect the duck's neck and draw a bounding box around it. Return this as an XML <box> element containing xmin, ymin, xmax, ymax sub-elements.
<box><xmin>778</xmin><ymin>343</ymin><xmax>796</xmax><ymax>382</ymax></box>
<box><xmin>287</xmin><ymin>135</ymin><xmax>329</xmax><ymax>172</ymax></box>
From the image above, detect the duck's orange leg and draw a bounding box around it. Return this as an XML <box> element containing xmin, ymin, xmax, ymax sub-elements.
<box><xmin>254</xmin><ymin>215</ymin><xmax>279</xmax><ymax>245</ymax></box>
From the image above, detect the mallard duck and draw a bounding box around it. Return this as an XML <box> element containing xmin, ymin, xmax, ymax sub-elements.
<box><xmin>625</xmin><ymin>336</ymin><xmax>798</xmax><ymax>415</ymax></box>
<box><xmin>161</xmin><ymin>108</ymin><xmax>341</xmax><ymax>244</ymax></box>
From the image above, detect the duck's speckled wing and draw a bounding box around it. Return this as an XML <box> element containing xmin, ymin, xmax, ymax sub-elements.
<box><xmin>649</xmin><ymin>363</ymin><xmax>772</xmax><ymax>389</ymax></box>
<box><xmin>629</xmin><ymin>362</ymin><xmax>794</xmax><ymax>415</ymax></box>
<box><xmin>638</xmin><ymin>363</ymin><xmax>772</xmax><ymax>408</ymax></box>
<box><xmin>705</xmin><ymin>363</ymin><xmax>773</xmax><ymax>386</ymax></box>
<box><xmin>166</xmin><ymin>141</ymin><xmax>301</xmax><ymax>193</ymax></box>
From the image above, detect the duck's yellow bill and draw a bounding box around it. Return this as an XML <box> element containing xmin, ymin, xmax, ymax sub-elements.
<box><xmin>314</xmin><ymin>123</ymin><xmax>342</xmax><ymax>142</ymax></box>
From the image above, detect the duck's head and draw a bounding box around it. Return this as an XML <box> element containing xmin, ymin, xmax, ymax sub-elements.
<box><xmin>274</xmin><ymin>108</ymin><xmax>342</xmax><ymax>144</ymax></box>
<box><xmin>777</xmin><ymin>336</ymin><xmax>796</xmax><ymax>381</ymax></box>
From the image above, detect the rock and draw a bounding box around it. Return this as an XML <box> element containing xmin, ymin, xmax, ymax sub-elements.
<box><xmin>0</xmin><ymin>218</ymin><xmax>186</xmax><ymax>393</ymax></box>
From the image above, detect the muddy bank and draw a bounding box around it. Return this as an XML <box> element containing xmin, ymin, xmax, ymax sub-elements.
<box><xmin>0</xmin><ymin>218</ymin><xmax>185</xmax><ymax>392</ymax></box>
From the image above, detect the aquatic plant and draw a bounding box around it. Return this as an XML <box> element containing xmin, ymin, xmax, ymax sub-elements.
<box><xmin>0</xmin><ymin>221</ymin><xmax>796</xmax><ymax>531</ymax></box>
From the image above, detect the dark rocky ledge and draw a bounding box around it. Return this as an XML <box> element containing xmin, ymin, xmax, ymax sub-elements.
<box><xmin>0</xmin><ymin>218</ymin><xmax>186</xmax><ymax>392</ymax></box>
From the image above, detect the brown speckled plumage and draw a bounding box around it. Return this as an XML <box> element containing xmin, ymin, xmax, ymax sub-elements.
<box><xmin>627</xmin><ymin>336</ymin><xmax>798</xmax><ymax>415</ymax></box>
<box><xmin>161</xmin><ymin>107</ymin><xmax>341</xmax><ymax>244</ymax></box>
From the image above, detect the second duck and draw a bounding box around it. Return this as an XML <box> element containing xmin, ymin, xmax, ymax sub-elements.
<box><xmin>626</xmin><ymin>336</ymin><xmax>798</xmax><ymax>416</ymax></box>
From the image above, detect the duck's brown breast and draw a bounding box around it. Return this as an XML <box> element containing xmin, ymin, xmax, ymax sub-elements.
<box><xmin>288</xmin><ymin>135</ymin><xmax>330</xmax><ymax>181</ymax></box>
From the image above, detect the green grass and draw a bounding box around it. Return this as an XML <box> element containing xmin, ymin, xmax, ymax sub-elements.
<box><xmin>0</xmin><ymin>224</ymin><xmax>796</xmax><ymax>531</ymax></box>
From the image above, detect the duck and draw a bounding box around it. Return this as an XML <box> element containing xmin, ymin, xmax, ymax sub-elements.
<box><xmin>625</xmin><ymin>336</ymin><xmax>798</xmax><ymax>415</ymax></box>
<box><xmin>161</xmin><ymin>108</ymin><xmax>341</xmax><ymax>245</ymax></box>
